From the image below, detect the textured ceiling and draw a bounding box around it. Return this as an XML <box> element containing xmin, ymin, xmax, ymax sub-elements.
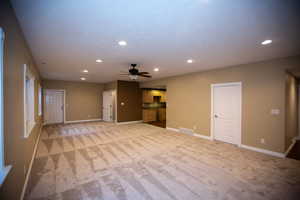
<box><xmin>11</xmin><ymin>0</ymin><xmax>300</xmax><ymax>83</ymax></box>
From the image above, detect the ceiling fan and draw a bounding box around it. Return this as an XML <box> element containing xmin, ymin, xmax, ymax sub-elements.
<box><xmin>120</xmin><ymin>64</ymin><xmax>152</xmax><ymax>80</ymax></box>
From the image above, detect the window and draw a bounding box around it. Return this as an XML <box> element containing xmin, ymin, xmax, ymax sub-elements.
<box><xmin>38</xmin><ymin>84</ymin><xmax>42</xmax><ymax>116</ymax></box>
<box><xmin>24</xmin><ymin>64</ymin><xmax>35</xmax><ymax>138</ymax></box>
<box><xmin>0</xmin><ymin>28</ymin><xmax>12</xmax><ymax>186</ymax></box>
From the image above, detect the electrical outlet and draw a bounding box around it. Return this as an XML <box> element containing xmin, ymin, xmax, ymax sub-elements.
<box><xmin>260</xmin><ymin>138</ymin><xmax>265</xmax><ymax>144</ymax></box>
<box><xmin>88</xmin><ymin>114</ymin><xmax>91</xmax><ymax>118</ymax></box>
<box><xmin>193</xmin><ymin>125</ymin><xmax>197</xmax><ymax>130</ymax></box>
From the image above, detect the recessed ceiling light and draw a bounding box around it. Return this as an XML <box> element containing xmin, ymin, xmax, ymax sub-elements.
<box><xmin>154</xmin><ymin>68</ymin><xmax>159</xmax><ymax>72</ymax></box>
<box><xmin>118</xmin><ymin>40</ymin><xmax>127</xmax><ymax>46</ymax></box>
<box><xmin>261</xmin><ymin>40</ymin><xmax>272</xmax><ymax>45</ymax></box>
<box><xmin>80</xmin><ymin>77</ymin><xmax>86</xmax><ymax>81</ymax></box>
<box><xmin>96</xmin><ymin>59</ymin><xmax>103</xmax><ymax>63</ymax></box>
<box><xmin>187</xmin><ymin>59</ymin><xmax>193</xmax><ymax>63</ymax></box>
<box><xmin>82</xmin><ymin>69</ymin><xmax>88</xmax><ymax>73</ymax></box>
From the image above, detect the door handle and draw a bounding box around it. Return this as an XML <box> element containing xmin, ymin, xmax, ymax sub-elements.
<box><xmin>214</xmin><ymin>114</ymin><xmax>218</xmax><ymax>118</ymax></box>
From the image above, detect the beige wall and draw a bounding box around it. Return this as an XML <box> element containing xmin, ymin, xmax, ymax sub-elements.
<box><xmin>141</xmin><ymin>56</ymin><xmax>300</xmax><ymax>153</ymax></box>
<box><xmin>117</xmin><ymin>80</ymin><xmax>142</xmax><ymax>122</ymax></box>
<box><xmin>43</xmin><ymin>80</ymin><xmax>104</xmax><ymax>122</ymax></box>
<box><xmin>285</xmin><ymin>73</ymin><xmax>298</xmax><ymax>150</ymax></box>
<box><xmin>104</xmin><ymin>81</ymin><xmax>117</xmax><ymax>91</ymax></box>
<box><xmin>0</xmin><ymin>0</ymin><xmax>43</xmax><ymax>199</ymax></box>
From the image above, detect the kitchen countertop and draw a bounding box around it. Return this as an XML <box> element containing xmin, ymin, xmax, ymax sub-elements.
<box><xmin>142</xmin><ymin>107</ymin><xmax>166</xmax><ymax>110</ymax></box>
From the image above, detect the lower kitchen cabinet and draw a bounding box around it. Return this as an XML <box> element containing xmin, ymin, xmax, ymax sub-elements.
<box><xmin>158</xmin><ymin>108</ymin><xmax>166</xmax><ymax>121</ymax></box>
<box><xmin>143</xmin><ymin>109</ymin><xmax>157</xmax><ymax>122</ymax></box>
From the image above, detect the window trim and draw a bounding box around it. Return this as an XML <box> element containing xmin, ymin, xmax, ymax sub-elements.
<box><xmin>23</xmin><ymin>64</ymin><xmax>36</xmax><ymax>138</ymax></box>
<box><xmin>38</xmin><ymin>84</ymin><xmax>42</xmax><ymax>116</ymax></box>
<box><xmin>0</xmin><ymin>28</ymin><xmax>12</xmax><ymax>187</ymax></box>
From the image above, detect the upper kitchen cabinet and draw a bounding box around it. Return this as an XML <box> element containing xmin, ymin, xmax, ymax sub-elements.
<box><xmin>150</xmin><ymin>90</ymin><xmax>161</xmax><ymax>97</ymax></box>
<box><xmin>143</xmin><ymin>90</ymin><xmax>153</xmax><ymax>103</ymax></box>
<box><xmin>160</xmin><ymin>91</ymin><xmax>166</xmax><ymax>102</ymax></box>
<box><xmin>142</xmin><ymin>89</ymin><xmax>167</xmax><ymax>103</ymax></box>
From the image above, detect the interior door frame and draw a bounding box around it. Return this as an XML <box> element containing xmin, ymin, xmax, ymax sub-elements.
<box><xmin>43</xmin><ymin>89</ymin><xmax>66</xmax><ymax>125</ymax></box>
<box><xmin>210</xmin><ymin>82</ymin><xmax>242</xmax><ymax>146</ymax></box>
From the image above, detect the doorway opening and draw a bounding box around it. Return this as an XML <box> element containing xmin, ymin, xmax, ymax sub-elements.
<box><xmin>142</xmin><ymin>88</ymin><xmax>166</xmax><ymax>128</ymax></box>
<box><xmin>102</xmin><ymin>90</ymin><xmax>116</xmax><ymax>122</ymax></box>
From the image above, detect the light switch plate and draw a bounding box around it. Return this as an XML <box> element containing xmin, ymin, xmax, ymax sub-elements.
<box><xmin>271</xmin><ymin>109</ymin><xmax>280</xmax><ymax>115</ymax></box>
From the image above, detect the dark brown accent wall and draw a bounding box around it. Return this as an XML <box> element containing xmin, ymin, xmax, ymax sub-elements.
<box><xmin>117</xmin><ymin>80</ymin><xmax>142</xmax><ymax>122</ymax></box>
<box><xmin>0</xmin><ymin>0</ymin><xmax>43</xmax><ymax>199</ymax></box>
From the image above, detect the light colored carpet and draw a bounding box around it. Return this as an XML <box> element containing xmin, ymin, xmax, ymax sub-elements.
<box><xmin>25</xmin><ymin>122</ymin><xmax>300</xmax><ymax>200</ymax></box>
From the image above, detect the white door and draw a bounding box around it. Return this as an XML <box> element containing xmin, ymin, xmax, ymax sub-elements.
<box><xmin>103</xmin><ymin>91</ymin><xmax>113</xmax><ymax>122</ymax></box>
<box><xmin>44</xmin><ymin>90</ymin><xmax>64</xmax><ymax>124</ymax></box>
<box><xmin>212</xmin><ymin>83</ymin><xmax>241</xmax><ymax>145</ymax></box>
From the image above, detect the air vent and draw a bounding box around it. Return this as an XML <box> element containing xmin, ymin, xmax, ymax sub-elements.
<box><xmin>179</xmin><ymin>128</ymin><xmax>194</xmax><ymax>135</ymax></box>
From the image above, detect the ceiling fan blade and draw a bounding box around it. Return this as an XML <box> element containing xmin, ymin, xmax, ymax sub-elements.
<box><xmin>138</xmin><ymin>72</ymin><xmax>149</xmax><ymax>75</ymax></box>
<box><xmin>139</xmin><ymin>74</ymin><xmax>152</xmax><ymax>78</ymax></box>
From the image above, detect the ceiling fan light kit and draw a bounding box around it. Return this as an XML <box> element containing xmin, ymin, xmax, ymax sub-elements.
<box><xmin>129</xmin><ymin>75</ymin><xmax>138</xmax><ymax>80</ymax></box>
<box><xmin>122</xmin><ymin>64</ymin><xmax>152</xmax><ymax>80</ymax></box>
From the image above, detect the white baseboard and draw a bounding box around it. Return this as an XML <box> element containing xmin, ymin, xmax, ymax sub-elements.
<box><xmin>285</xmin><ymin>136</ymin><xmax>299</xmax><ymax>156</ymax></box>
<box><xmin>166</xmin><ymin>127</ymin><xmax>179</xmax><ymax>132</ymax></box>
<box><xmin>64</xmin><ymin>118</ymin><xmax>102</xmax><ymax>124</ymax></box>
<box><xmin>116</xmin><ymin>120</ymin><xmax>143</xmax><ymax>125</ymax></box>
<box><xmin>240</xmin><ymin>144</ymin><xmax>285</xmax><ymax>158</ymax></box>
<box><xmin>193</xmin><ymin>133</ymin><xmax>213</xmax><ymax>140</ymax></box>
<box><xmin>285</xmin><ymin>141</ymin><xmax>296</xmax><ymax>157</ymax></box>
<box><xmin>166</xmin><ymin>127</ymin><xmax>212</xmax><ymax>140</ymax></box>
<box><xmin>167</xmin><ymin>127</ymin><xmax>285</xmax><ymax>158</ymax></box>
<box><xmin>20</xmin><ymin>124</ymin><xmax>43</xmax><ymax>200</ymax></box>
